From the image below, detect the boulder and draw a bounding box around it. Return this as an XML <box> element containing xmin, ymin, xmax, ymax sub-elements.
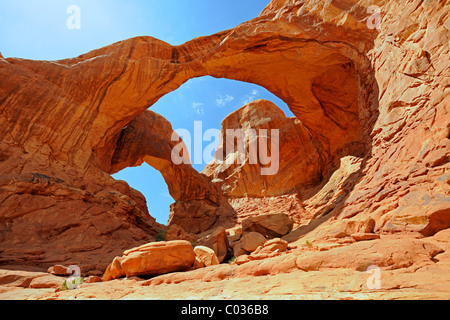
<box><xmin>240</xmin><ymin>232</ymin><xmax>267</xmax><ymax>253</ymax></box>
<box><xmin>102</xmin><ymin>256</ymin><xmax>126</xmax><ymax>281</ymax></box>
<box><xmin>233</xmin><ymin>232</ymin><xmax>267</xmax><ymax>257</ymax></box>
<box><xmin>194</xmin><ymin>246</ymin><xmax>220</xmax><ymax>267</ymax></box>
<box><xmin>231</xmin><ymin>242</ymin><xmax>248</xmax><ymax>258</ymax></box>
<box><xmin>84</xmin><ymin>276</ymin><xmax>103</xmax><ymax>284</ymax></box>
<box><xmin>47</xmin><ymin>265</ymin><xmax>70</xmax><ymax>276</ymax></box>
<box><xmin>193</xmin><ymin>257</ymin><xmax>205</xmax><ymax>270</ymax></box>
<box><xmin>120</xmin><ymin>240</ymin><xmax>195</xmax><ymax>277</ymax></box>
<box><xmin>242</xmin><ymin>214</ymin><xmax>294</xmax><ymax>238</ymax></box>
<box><xmin>226</xmin><ymin>226</ymin><xmax>242</xmax><ymax>243</ymax></box>
<box><xmin>197</xmin><ymin>227</ymin><xmax>230</xmax><ymax>263</ymax></box>
<box><xmin>29</xmin><ymin>275</ymin><xmax>65</xmax><ymax>289</ymax></box>
<box><xmin>252</xmin><ymin>238</ymin><xmax>288</xmax><ymax>255</ymax></box>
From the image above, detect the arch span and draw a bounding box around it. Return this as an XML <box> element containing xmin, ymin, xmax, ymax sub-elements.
<box><xmin>90</xmin><ymin>33</ymin><xmax>375</xmax><ymax>174</ymax></box>
<box><xmin>0</xmin><ymin>1</ymin><xmax>378</xmax><ymax>179</ymax></box>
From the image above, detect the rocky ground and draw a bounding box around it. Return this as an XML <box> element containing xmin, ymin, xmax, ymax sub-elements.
<box><xmin>1</xmin><ymin>229</ymin><xmax>449</xmax><ymax>300</ymax></box>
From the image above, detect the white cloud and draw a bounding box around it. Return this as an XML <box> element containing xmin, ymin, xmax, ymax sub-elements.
<box><xmin>192</xmin><ymin>102</ymin><xmax>205</xmax><ymax>115</ymax></box>
<box><xmin>241</xmin><ymin>89</ymin><xmax>260</xmax><ymax>105</ymax></box>
<box><xmin>216</xmin><ymin>94</ymin><xmax>234</xmax><ymax>107</ymax></box>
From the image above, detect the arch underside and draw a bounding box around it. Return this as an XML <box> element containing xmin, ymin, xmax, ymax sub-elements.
<box><xmin>103</xmin><ymin>36</ymin><xmax>375</xmax><ymax>233</ymax></box>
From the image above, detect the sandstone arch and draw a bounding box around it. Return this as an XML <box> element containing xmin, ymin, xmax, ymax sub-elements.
<box><xmin>0</xmin><ymin>0</ymin><xmax>380</xmax><ymax>272</ymax></box>
<box><xmin>2</xmin><ymin>0</ymin><xmax>446</xmax><ymax>276</ymax></box>
<box><xmin>0</xmin><ymin>1</ymin><xmax>379</xmax><ymax>177</ymax></box>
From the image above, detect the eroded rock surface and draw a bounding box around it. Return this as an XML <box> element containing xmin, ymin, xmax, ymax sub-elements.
<box><xmin>0</xmin><ymin>0</ymin><xmax>448</xmax><ymax>299</ymax></box>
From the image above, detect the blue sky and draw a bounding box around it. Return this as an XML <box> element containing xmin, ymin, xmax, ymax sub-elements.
<box><xmin>0</xmin><ymin>0</ymin><xmax>294</xmax><ymax>224</ymax></box>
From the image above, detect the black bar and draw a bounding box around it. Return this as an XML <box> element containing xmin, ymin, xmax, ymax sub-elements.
<box><xmin>2</xmin><ymin>300</ymin><xmax>440</xmax><ymax>319</ymax></box>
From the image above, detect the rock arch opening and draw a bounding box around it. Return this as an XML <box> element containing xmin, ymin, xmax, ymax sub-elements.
<box><xmin>110</xmin><ymin>77</ymin><xmax>295</xmax><ymax>225</ymax></box>
<box><xmin>112</xmin><ymin>163</ymin><xmax>173</xmax><ymax>225</ymax></box>
<box><xmin>98</xmin><ymin>24</ymin><xmax>379</xmax><ymax>235</ymax></box>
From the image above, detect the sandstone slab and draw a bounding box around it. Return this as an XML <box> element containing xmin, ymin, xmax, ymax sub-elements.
<box><xmin>120</xmin><ymin>241</ymin><xmax>195</xmax><ymax>278</ymax></box>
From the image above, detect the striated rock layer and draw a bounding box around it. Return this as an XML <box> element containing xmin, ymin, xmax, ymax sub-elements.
<box><xmin>0</xmin><ymin>0</ymin><xmax>449</xmax><ymax>291</ymax></box>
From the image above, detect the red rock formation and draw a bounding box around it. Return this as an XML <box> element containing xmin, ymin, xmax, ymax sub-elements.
<box><xmin>0</xmin><ymin>172</ymin><xmax>160</xmax><ymax>275</ymax></box>
<box><xmin>0</xmin><ymin>0</ymin><xmax>448</xmax><ymax>294</ymax></box>
<box><xmin>203</xmin><ymin>100</ymin><xmax>322</xmax><ymax>197</ymax></box>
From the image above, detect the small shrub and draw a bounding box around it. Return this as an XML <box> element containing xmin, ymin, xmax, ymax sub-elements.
<box><xmin>227</xmin><ymin>256</ymin><xmax>236</xmax><ymax>264</ymax></box>
<box><xmin>155</xmin><ymin>229</ymin><xmax>167</xmax><ymax>242</ymax></box>
<box><xmin>60</xmin><ymin>277</ymin><xmax>84</xmax><ymax>291</ymax></box>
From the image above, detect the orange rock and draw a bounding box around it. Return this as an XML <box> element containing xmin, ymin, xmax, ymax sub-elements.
<box><xmin>29</xmin><ymin>275</ymin><xmax>65</xmax><ymax>289</ymax></box>
<box><xmin>0</xmin><ymin>269</ymin><xmax>60</xmax><ymax>288</ymax></box>
<box><xmin>252</xmin><ymin>238</ymin><xmax>288</xmax><ymax>255</ymax></box>
<box><xmin>226</xmin><ymin>226</ymin><xmax>242</xmax><ymax>243</ymax></box>
<box><xmin>0</xmin><ymin>173</ymin><xmax>161</xmax><ymax>275</ymax></box>
<box><xmin>120</xmin><ymin>241</ymin><xmax>195</xmax><ymax>278</ymax></box>
<box><xmin>197</xmin><ymin>227</ymin><xmax>230</xmax><ymax>263</ymax></box>
<box><xmin>231</xmin><ymin>242</ymin><xmax>247</xmax><ymax>258</ymax></box>
<box><xmin>203</xmin><ymin>100</ymin><xmax>322</xmax><ymax>197</ymax></box>
<box><xmin>165</xmin><ymin>223</ymin><xmax>198</xmax><ymax>244</ymax></box>
<box><xmin>102</xmin><ymin>257</ymin><xmax>125</xmax><ymax>282</ymax></box>
<box><xmin>143</xmin><ymin>264</ymin><xmax>238</xmax><ymax>287</ymax></box>
<box><xmin>295</xmin><ymin>237</ymin><xmax>444</xmax><ymax>272</ymax></box>
<box><xmin>193</xmin><ymin>246</ymin><xmax>220</xmax><ymax>267</ymax></box>
<box><xmin>0</xmin><ymin>0</ymin><xmax>448</xmax><ymax>297</ymax></box>
<box><xmin>0</xmin><ymin>0</ymin><xmax>377</xmax><ymax>271</ymax></box>
<box><xmin>47</xmin><ymin>265</ymin><xmax>69</xmax><ymax>276</ymax></box>
<box><xmin>193</xmin><ymin>257</ymin><xmax>205</xmax><ymax>270</ymax></box>
<box><xmin>111</xmin><ymin>111</ymin><xmax>219</xmax><ymax>204</ymax></box>
<box><xmin>242</xmin><ymin>214</ymin><xmax>294</xmax><ymax>238</ymax></box>
<box><xmin>237</xmin><ymin>232</ymin><xmax>267</xmax><ymax>255</ymax></box>
<box><xmin>168</xmin><ymin>200</ymin><xmax>221</xmax><ymax>235</ymax></box>
<box><xmin>84</xmin><ymin>276</ymin><xmax>102</xmax><ymax>284</ymax></box>
<box><xmin>235</xmin><ymin>254</ymin><xmax>298</xmax><ymax>277</ymax></box>
<box><xmin>351</xmin><ymin>233</ymin><xmax>381</xmax><ymax>241</ymax></box>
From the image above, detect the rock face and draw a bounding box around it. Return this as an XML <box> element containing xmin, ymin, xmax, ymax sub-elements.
<box><xmin>0</xmin><ymin>0</ymin><xmax>448</xmax><ymax>299</ymax></box>
<box><xmin>0</xmin><ymin>173</ymin><xmax>161</xmax><ymax>275</ymax></box>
